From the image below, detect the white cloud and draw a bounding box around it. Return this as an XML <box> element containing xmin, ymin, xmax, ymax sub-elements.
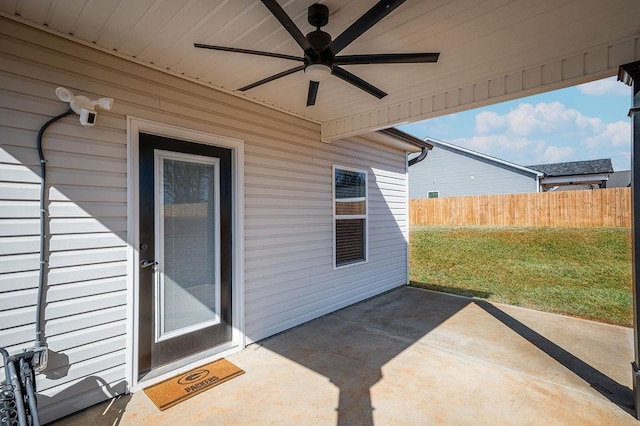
<box><xmin>450</xmin><ymin>135</ymin><xmax>547</xmax><ymax>165</ymax></box>
<box><xmin>538</xmin><ymin>146</ymin><xmax>576</xmax><ymax>163</ymax></box>
<box><xmin>505</xmin><ymin>103</ymin><xmax>539</xmax><ymax>136</ymax></box>
<box><xmin>402</xmin><ymin>89</ymin><xmax>631</xmax><ymax>170</ymax></box>
<box><xmin>577</xmin><ymin>77</ymin><xmax>630</xmax><ymax>96</ymax></box>
<box><xmin>508</xmin><ymin>102</ymin><xmax>601</xmax><ymax>136</ymax></box>
<box><xmin>475</xmin><ymin>111</ymin><xmax>506</xmax><ymax>133</ymax></box>
<box><xmin>583</xmin><ymin>120</ymin><xmax>630</xmax><ymax>148</ymax></box>
<box><xmin>459</xmin><ymin>101</ymin><xmax>627</xmax><ymax>166</ymax></box>
<box><xmin>574</xmin><ymin>113</ymin><xmax>602</xmax><ymax>131</ymax></box>
<box><xmin>475</xmin><ymin>102</ymin><xmax>602</xmax><ymax>137</ymax></box>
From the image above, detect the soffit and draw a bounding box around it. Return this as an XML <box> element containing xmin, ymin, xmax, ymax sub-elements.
<box><xmin>2</xmin><ymin>0</ymin><xmax>639</xmax><ymax>141</ymax></box>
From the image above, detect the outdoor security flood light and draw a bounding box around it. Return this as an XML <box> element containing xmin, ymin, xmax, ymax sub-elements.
<box><xmin>55</xmin><ymin>86</ymin><xmax>113</xmax><ymax>126</ymax></box>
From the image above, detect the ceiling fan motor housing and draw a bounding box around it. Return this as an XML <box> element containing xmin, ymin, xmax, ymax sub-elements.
<box><xmin>308</xmin><ymin>3</ymin><xmax>329</xmax><ymax>28</ymax></box>
<box><xmin>306</xmin><ymin>30</ymin><xmax>332</xmax><ymax>58</ymax></box>
<box><xmin>306</xmin><ymin>3</ymin><xmax>333</xmax><ymax>67</ymax></box>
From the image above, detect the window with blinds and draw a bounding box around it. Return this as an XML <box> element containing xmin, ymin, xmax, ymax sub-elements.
<box><xmin>333</xmin><ymin>166</ymin><xmax>367</xmax><ymax>268</ymax></box>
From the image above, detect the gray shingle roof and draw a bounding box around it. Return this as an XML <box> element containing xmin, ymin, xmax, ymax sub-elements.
<box><xmin>527</xmin><ymin>158</ymin><xmax>613</xmax><ymax>177</ymax></box>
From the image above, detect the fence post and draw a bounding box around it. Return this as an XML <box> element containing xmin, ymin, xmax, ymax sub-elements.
<box><xmin>619</xmin><ymin>60</ymin><xmax>640</xmax><ymax>420</ymax></box>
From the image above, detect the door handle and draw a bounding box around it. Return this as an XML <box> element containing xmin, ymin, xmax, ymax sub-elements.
<box><xmin>140</xmin><ymin>259</ymin><xmax>158</xmax><ymax>269</ymax></box>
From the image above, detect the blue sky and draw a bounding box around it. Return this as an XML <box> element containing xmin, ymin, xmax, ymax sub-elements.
<box><xmin>399</xmin><ymin>76</ymin><xmax>632</xmax><ymax>171</ymax></box>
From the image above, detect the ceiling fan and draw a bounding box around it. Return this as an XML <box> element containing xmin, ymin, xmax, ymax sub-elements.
<box><xmin>194</xmin><ymin>0</ymin><xmax>440</xmax><ymax>106</ymax></box>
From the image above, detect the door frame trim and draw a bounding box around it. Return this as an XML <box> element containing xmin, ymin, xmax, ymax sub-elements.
<box><xmin>126</xmin><ymin>117</ymin><xmax>245</xmax><ymax>391</ymax></box>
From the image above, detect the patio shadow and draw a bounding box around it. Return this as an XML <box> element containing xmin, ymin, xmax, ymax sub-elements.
<box><xmin>410</xmin><ymin>281</ymin><xmax>492</xmax><ymax>299</ymax></box>
<box><xmin>257</xmin><ymin>287</ymin><xmax>635</xmax><ymax>424</ymax></box>
<box><xmin>474</xmin><ymin>300</ymin><xmax>635</xmax><ymax>417</ymax></box>
<box><xmin>45</xmin><ymin>378</ymin><xmax>130</xmax><ymax>425</ymax></box>
<box><xmin>259</xmin><ymin>286</ymin><xmax>473</xmax><ymax>425</ymax></box>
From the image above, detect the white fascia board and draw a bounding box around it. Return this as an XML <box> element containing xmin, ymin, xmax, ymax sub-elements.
<box><xmin>541</xmin><ymin>174</ymin><xmax>610</xmax><ymax>185</ymax></box>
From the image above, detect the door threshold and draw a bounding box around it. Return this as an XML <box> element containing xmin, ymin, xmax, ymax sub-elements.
<box><xmin>133</xmin><ymin>342</ymin><xmax>240</xmax><ymax>392</ymax></box>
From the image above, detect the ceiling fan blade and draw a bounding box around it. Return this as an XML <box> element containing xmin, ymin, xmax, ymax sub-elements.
<box><xmin>307</xmin><ymin>81</ymin><xmax>320</xmax><ymax>106</ymax></box>
<box><xmin>335</xmin><ymin>52</ymin><xmax>440</xmax><ymax>65</ymax></box>
<box><xmin>239</xmin><ymin>65</ymin><xmax>304</xmax><ymax>91</ymax></box>
<box><xmin>332</xmin><ymin>66</ymin><xmax>387</xmax><ymax>99</ymax></box>
<box><xmin>328</xmin><ymin>0</ymin><xmax>407</xmax><ymax>56</ymax></box>
<box><xmin>194</xmin><ymin>43</ymin><xmax>303</xmax><ymax>62</ymax></box>
<box><xmin>260</xmin><ymin>0</ymin><xmax>316</xmax><ymax>58</ymax></box>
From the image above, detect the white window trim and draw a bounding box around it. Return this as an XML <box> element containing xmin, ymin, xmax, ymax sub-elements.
<box><xmin>126</xmin><ymin>117</ymin><xmax>245</xmax><ymax>392</ymax></box>
<box><xmin>332</xmin><ymin>164</ymin><xmax>369</xmax><ymax>270</ymax></box>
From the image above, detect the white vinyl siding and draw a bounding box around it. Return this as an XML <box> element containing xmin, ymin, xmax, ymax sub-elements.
<box><xmin>0</xmin><ymin>17</ymin><xmax>410</xmax><ymax>423</ymax></box>
<box><xmin>244</xmin><ymin>140</ymin><xmax>409</xmax><ymax>340</ymax></box>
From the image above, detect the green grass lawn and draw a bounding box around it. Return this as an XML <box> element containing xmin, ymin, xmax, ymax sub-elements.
<box><xmin>410</xmin><ymin>226</ymin><xmax>633</xmax><ymax>327</ymax></box>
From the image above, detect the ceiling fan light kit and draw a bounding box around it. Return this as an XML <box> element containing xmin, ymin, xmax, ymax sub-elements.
<box><xmin>304</xmin><ymin>64</ymin><xmax>332</xmax><ymax>82</ymax></box>
<box><xmin>195</xmin><ymin>0</ymin><xmax>440</xmax><ymax>106</ymax></box>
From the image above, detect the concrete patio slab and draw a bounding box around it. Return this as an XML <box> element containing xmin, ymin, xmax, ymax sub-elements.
<box><xmin>52</xmin><ymin>286</ymin><xmax>636</xmax><ymax>425</ymax></box>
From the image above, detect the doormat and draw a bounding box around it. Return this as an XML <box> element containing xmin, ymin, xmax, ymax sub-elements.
<box><xmin>143</xmin><ymin>358</ymin><xmax>244</xmax><ymax>411</ymax></box>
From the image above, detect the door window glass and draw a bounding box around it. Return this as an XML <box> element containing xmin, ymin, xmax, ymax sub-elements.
<box><xmin>156</xmin><ymin>151</ymin><xmax>221</xmax><ymax>340</ymax></box>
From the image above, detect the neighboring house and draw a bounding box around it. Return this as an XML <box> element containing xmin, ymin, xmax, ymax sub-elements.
<box><xmin>608</xmin><ymin>170</ymin><xmax>632</xmax><ymax>188</ymax></box>
<box><xmin>409</xmin><ymin>138</ymin><xmax>543</xmax><ymax>199</ymax></box>
<box><xmin>527</xmin><ymin>159</ymin><xmax>614</xmax><ymax>191</ymax></box>
<box><xmin>410</xmin><ymin>139</ymin><xmax>618</xmax><ymax>198</ymax></box>
<box><xmin>0</xmin><ymin>18</ymin><xmax>431</xmax><ymax>423</ymax></box>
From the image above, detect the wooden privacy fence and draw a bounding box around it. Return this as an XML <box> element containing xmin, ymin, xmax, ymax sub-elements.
<box><xmin>410</xmin><ymin>187</ymin><xmax>631</xmax><ymax>227</ymax></box>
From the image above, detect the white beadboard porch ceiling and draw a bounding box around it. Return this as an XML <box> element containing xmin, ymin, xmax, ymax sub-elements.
<box><xmin>2</xmin><ymin>0</ymin><xmax>639</xmax><ymax>141</ymax></box>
